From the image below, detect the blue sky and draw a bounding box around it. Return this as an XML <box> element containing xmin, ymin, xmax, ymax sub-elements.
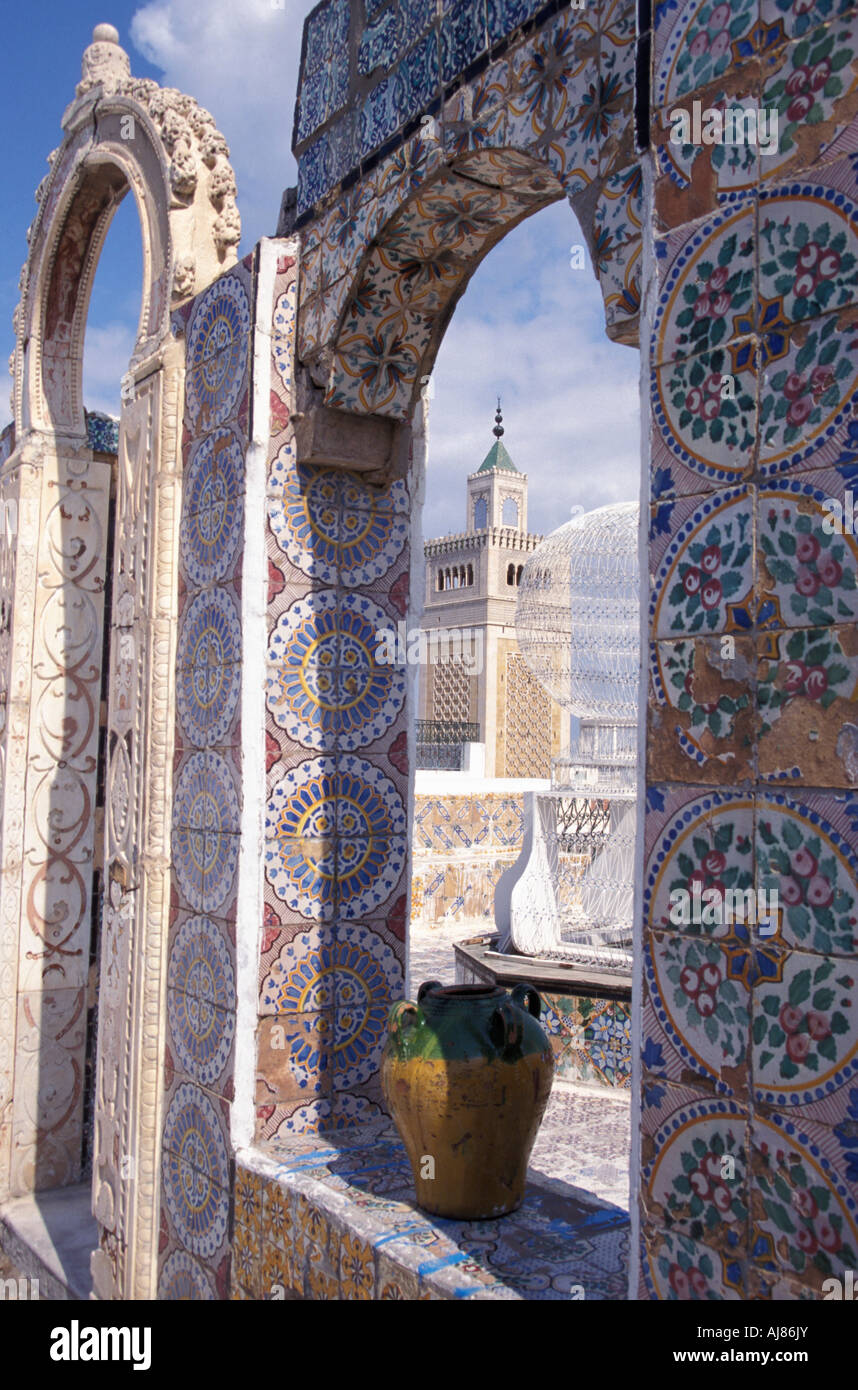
<box><xmin>1</xmin><ymin>0</ymin><xmax>640</xmax><ymax>538</ymax></box>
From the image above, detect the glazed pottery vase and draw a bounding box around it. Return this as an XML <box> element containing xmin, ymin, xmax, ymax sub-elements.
<box><xmin>381</xmin><ymin>981</ymin><xmax>554</xmax><ymax>1219</ymax></box>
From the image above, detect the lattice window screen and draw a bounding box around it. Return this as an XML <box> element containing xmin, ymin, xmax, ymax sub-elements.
<box><xmin>431</xmin><ymin>658</ymin><xmax>471</xmax><ymax>725</ymax></box>
<box><xmin>505</xmin><ymin>651</ymin><xmax>552</xmax><ymax>777</ymax></box>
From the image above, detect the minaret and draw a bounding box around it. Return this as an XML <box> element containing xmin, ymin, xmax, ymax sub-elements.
<box><xmin>467</xmin><ymin>399</ymin><xmax>528</xmax><ymax>534</ymax></box>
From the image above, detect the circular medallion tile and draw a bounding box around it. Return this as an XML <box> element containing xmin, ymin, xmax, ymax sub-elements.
<box><xmin>267</xmin><ymin>590</ymin><xmax>406</xmax><ymax>750</ymax></box>
<box><xmin>180</xmin><ymin>429</ymin><xmax>244</xmax><ymax>586</ymax></box>
<box><xmin>172</xmin><ymin>753</ymin><xmax>240</xmax><ymax>912</ymax></box>
<box><xmin>167</xmin><ymin>918</ymin><xmax>236</xmax><ymax>1089</ymax></box>
<box><xmin>158</xmin><ymin>1249</ymin><xmax>215</xmax><ymax>1301</ymax></box>
<box><xmin>162</xmin><ymin>1083</ymin><xmax>229</xmax><ymax>1260</ymax></box>
<box><xmin>186</xmin><ymin>274</ymin><xmax>250</xmax><ymax>428</ymax></box>
<box><xmin>265</xmin><ymin>756</ymin><xmax>406</xmax><ymax>919</ymax></box>
<box><xmin>268</xmin><ymin>465</ymin><xmax>408</xmax><ymax>587</ymax></box>
<box><xmin>177</xmin><ymin>590</ymin><xmax>241</xmax><ymax>746</ymax></box>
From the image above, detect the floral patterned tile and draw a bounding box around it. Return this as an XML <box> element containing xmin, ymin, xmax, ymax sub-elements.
<box><xmin>759</xmin><ymin>15</ymin><xmax>858</xmax><ymax>184</ymax></box>
<box><xmin>757</xmin><ymin>476</ymin><xmax>858</xmax><ymax>630</ymax></box>
<box><xmin>648</xmin><ymin>635</ymin><xmax>756</xmax><ymax>784</ymax></box>
<box><xmin>757</xmin><ymin>622</ymin><xmax>858</xmax><ymax>784</ymax></box>
<box><xmin>651</xmin><ymin>343</ymin><xmax>758</xmax><ymax>500</ymax></box>
<box><xmin>759</xmin><ymin>308</ymin><xmax>858</xmax><ymax>477</ymax></box>
<box><xmin>652</xmin><ymin>201</ymin><xmax>756</xmax><ymax>368</ymax></box>
<box><xmin>653</xmin><ymin>0</ymin><xmax>760</xmax><ymax>112</ymax></box>
<box><xmin>758</xmin><ymin>164</ymin><xmax>858</xmax><ymax>331</ymax></box>
<box><xmin>593</xmin><ymin>164</ymin><xmax>643</xmax><ymax>330</ymax></box>
<box><xmin>749</xmin><ymin>1108</ymin><xmax>858</xmax><ymax>1289</ymax></box>
<box><xmin>760</xmin><ymin>0</ymin><xmax>858</xmax><ymax>49</ymax></box>
<box><xmin>751</xmin><ymin>946</ymin><xmax>858</xmax><ymax>1119</ymax></box>
<box><xmin>643</xmin><ymin>929</ymin><xmax>752</xmax><ymax>1096</ymax></box>
<box><xmin>641</xmin><ymin>1093</ymin><xmax>750</xmax><ymax>1239</ymax></box>
<box><xmin>643</xmin><ymin>785</ymin><xmax>755</xmax><ymax>934</ymax></box>
<box><xmin>641</xmin><ymin>1222</ymin><xmax>746</xmax><ymax>1299</ymax></box>
<box><xmin>652</xmin><ymin>84</ymin><xmax>762</xmax><ymax>235</ymax></box>
<box><xmin>757</xmin><ymin>788</ymin><xmax>858</xmax><ymax>953</ymax></box>
<box><xmin>650</xmin><ymin>486</ymin><xmax>754</xmax><ymax>638</ymax></box>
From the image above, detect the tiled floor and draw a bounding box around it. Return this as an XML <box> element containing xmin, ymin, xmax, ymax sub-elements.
<box><xmin>409</xmin><ymin>922</ymin><xmax>632</xmax><ymax>1212</ymax></box>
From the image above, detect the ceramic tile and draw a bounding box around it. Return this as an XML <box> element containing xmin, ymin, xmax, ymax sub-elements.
<box><xmin>648</xmin><ymin>636</ymin><xmax>755</xmax><ymax>784</ymax></box>
<box><xmin>757</xmin><ymin>622</ymin><xmax>858</xmax><ymax>784</ymax></box>
<box><xmin>651</xmin><ymin>343</ymin><xmax>758</xmax><ymax>498</ymax></box>
<box><xmin>759</xmin><ymin>312</ymin><xmax>858</xmax><ymax>477</ymax></box>
<box><xmin>652</xmin><ymin>202</ymin><xmax>756</xmax><ymax>369</ymax></box>
<box><xmin>758</xmin><ymin>477</ymin><xmax>858</xmax><ymax>630</ymax></box>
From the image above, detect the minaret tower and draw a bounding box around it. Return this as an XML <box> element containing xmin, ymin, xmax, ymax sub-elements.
<box><xmin>466</xmin><ymin>400</ymin><xmax>528</xmax><ymax>534</ymax></box>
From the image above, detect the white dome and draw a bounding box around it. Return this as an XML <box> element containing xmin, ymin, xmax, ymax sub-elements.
<box><xmin>516</xmin><ymin>501</ymin><xmax>640</xmax><ymax>720</ymax></box>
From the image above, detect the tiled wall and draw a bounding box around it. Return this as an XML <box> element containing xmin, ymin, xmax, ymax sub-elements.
<box><xmin>641</xmin><ymin>0</ymin><xmax>858</xmax><ymax>1301</ymax></box>
<box><xmin>411</xmin><ymin>790</ymin><xmax>526</xmax><ymax>926</ymax></box>
<box><xmin>256</xmin><ymin>247</ymin><xmax>413</xmax><ymax>1145</ymax></box>
<box><xmin>157</xmin><ymin>256</ymin><xmax>253</xmax><ymax>1301</ymax></box>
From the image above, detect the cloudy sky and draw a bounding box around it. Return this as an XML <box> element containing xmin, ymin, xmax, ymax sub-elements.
<box><xmin>0</xmin><ymin>0</ymin><xmax>640</xmax><ymax>538</ymax></box>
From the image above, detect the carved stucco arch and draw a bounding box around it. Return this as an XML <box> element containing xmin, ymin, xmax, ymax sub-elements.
<box><xmin>0</xmin><ymin>27</ymin><xmax>240</xmax><ymax>1300</ymax></box>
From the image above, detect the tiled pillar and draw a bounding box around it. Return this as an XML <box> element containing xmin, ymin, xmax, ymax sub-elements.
<box><xmin>157</xmin><ymin>258</ymin><xmax>253</xmax><ymax>1300</ymax></box>
<box><xmin>256</xmin><ymin>244</ymin><xmax>415</xmax><ymax>1140</ymax></box>
<box><xmin>640</xmin><ymin>0</ymin><xmax>858</xmax><ymax>1299</ymax></box>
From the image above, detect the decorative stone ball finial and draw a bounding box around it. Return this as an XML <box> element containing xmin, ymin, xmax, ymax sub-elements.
<box><xmin>79</xmin><ymin>22</ymin><xmax>130</xmax><ymax>95</ymax></box>
<box><xmin>493</xmin><ymin>397</ymin><xmax>504</xmax><ymax>440</ymax></box>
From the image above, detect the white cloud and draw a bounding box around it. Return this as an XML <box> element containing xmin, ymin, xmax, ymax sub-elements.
<box><xmin>82</xmin><ymin>322</ymin><xmax>138</xmax><ymax>417</ymax></box>
<box><xmin>423</xmin><ymin>203</ymin><xmax>641</xmax><ymax>541</ymax></box>
<box><xmin>129</xmin><ymin>0</ymin><xmax>312</xmax><ymax>245</ymax></box>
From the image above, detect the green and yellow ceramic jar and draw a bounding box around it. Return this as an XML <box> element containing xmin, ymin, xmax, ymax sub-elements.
<box><xmin>382</xmin><ymin>981</ymin><xmax>554</xmax><ymax>1220</ymax></box>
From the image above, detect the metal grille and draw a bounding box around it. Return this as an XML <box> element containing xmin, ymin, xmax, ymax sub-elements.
<box><xmin>416</xmin><ymin>721</ymin><xmax>480</xmax><ymax>771</ymax></box>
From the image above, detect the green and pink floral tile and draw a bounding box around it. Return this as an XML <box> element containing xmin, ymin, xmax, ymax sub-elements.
<box><xmin>650</xmin><ymin>487</ymin><xmax>754</xmax><ymax>637</ymax></box>
<box><xmin>758</xmin><ymin>478</ymin><xmax>858</xmax><ymax>629</ymax></box>
<box><xmin>641</xmin><ymin>1094</ymin><xmax>750</xmax><ymax>1240</ymax></box>
<box><xmin>649</xmin><ymin>636</ymin><xmax>755</xmax><ymax>784</ymax></box>
<box><xmin>652</xmin><ymin>202</ymin><xmax>756</xmax><ymax>368</ymax></box>
<box><xmin>759</xmin><ymin>162</ymin><xmax>858</xmax><ymax>331</ymax></box>
<box><xmin>641</xmin><ymin>1223</ymin><xmax>746</xmax><ymax>1300</ymax></box>
<box><xmin>757</xmin><ymin>622</ymin><xmax>858</xmax><ymax>784</ymax></box>
<box><xmin>749</xmin><ymin>1110</ymin><xmax>858</xmax><ymax>1290</ymax></box>
<box><xmin>760</xmin><ymin>15</ymin><xmax>858</xmax><ymax>184</ymax></box>
<box><xmin>757</xmin><ymin>790</ymin><xmax>858</xmax><ymax>957</ymax></box>
<box><xmin>643</xmin><ymin>786</ymin><xmax>755</xmax><ymax>935</ymax></box>
<box><xmin>759</xmin><ymin>312</ymin><xmax>858</xmax><ymax>476</ymax></box>
<box><xmin>653</xmin><ymin>0</ymin><xmax>760</xmax><ymax>112</ymax></box>
<box><xmin>760</xmin><ymin>0</ymin><xmax>858</xmax><ymax>49</ymax></box>
<box><xmin>751</xmin><ymin>946</ymin><xmax>858</xmax><ymax>1118</ymax></box>
<box><xmin>651</xmin><ymin>344</ymin><xmax>758</xmax><ymax>499</ymax></box>
<box><xmin>643</xmin><ymin>930</ymin><xmax>752</xmax><ymax>1096</ymax></box>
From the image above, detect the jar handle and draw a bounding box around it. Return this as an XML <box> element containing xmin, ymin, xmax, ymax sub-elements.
<box><xmin>511</xmin><ymin>983</ymin><xmax>541</xmax><ymax>1019</ymax></box>
<box><xmin>417</xmin><ymin>979</ymin><xmax>443</xmax><ymax>1003</ymax></box>
<box><xmin>489</xmin><ymin>999</ymin><xmax>523</xmax><ymax>1053</ymax></box>
<box><xmin>388</xmin><ymin>1000</ymin><xmax>421</xmax><ymax>1048</ymax></box>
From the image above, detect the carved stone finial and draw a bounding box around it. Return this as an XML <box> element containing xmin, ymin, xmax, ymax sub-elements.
<box><xmin>79</xmin><ymin>23</ymin><xmax>130</xmax><ymax>95</ymax></box>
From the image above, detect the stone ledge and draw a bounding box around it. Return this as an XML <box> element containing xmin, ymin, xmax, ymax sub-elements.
<box><xmin>233</xmin><ymin>1118</ymin><xmax>630</xmax><ymax>1301</ymax></box>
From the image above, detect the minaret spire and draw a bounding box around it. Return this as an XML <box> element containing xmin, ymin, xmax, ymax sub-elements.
<box><xmin>493</xmin><ymin>397</ymin><xmax>504</xmax><ymax>440</ymax></box>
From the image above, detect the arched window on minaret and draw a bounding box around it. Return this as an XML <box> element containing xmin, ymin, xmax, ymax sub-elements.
<box><xmin>474</xmin><ymin>496</ymin><xmax>487</xmax><ymax>530</ymax></box>
<box><xmin>467</xmin><ymin>563</ymin><xmax>473</xmax><ymax>586</ymax></box>
<box><xmin>507</xmin><ymin>562</ymin><xmax>515</xmax><ymax>586</ymax></box>
<box><xmin>503</xmin><ymin>497</ymin><xmax>519</xmax><ymax>527</ymax></box>
<box><xmin>516</xmin><ymin>564</ymin><xmax>523</xmax><ymax>585</ymax></box>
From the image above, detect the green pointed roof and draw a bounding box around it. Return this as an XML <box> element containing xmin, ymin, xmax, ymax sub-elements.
<box><xmin>477</xmin><ymin>439</ymin><xmax>518</xmax><ymax>473</ymax></box>
<box><xmin>476</xmin><ymin>399</ymin><xmax>519</xmax><ymax>473</ymax></box>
